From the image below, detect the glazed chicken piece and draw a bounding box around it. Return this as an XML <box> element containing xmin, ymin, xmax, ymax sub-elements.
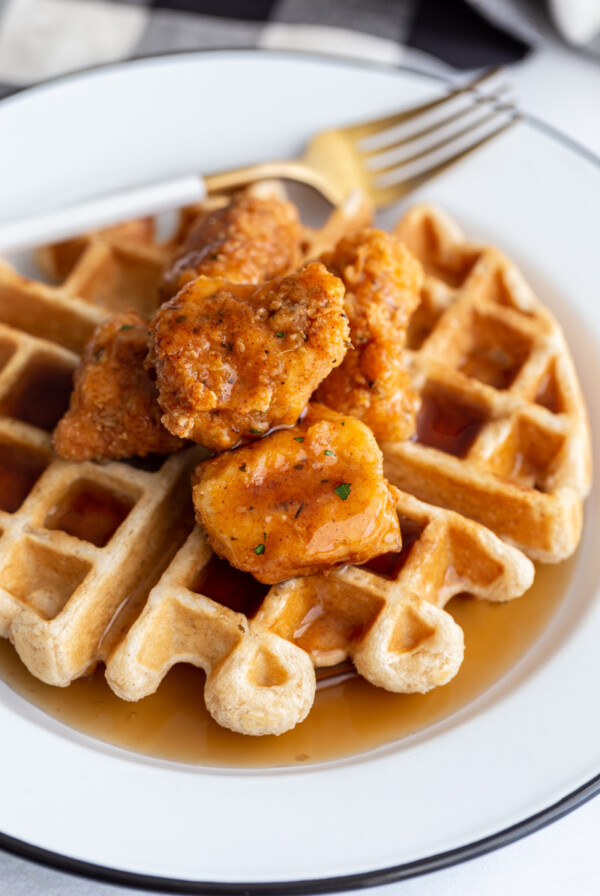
<box><xmin>160</xmin><ymin>189</ymin><xmax>302</xmax><ymax>299</ymax></box>
<box><xmin>54</xmin><ymin>310</ymin><xmax>185</xmax><ymax>461</ymax></box>
<box><xmin>149</xmin><ymin>263</ymin><xmax>349</xmax><ymax>452</ymax></box>
<box><xmin>315</xmin><ymin>230</ymin><xmax>423</xmax><ymax>442</ymax></box>
<box><xmin>192</xmin><ymin>404</ymin><xmax>402</xmax><ymax>584</ymax></box>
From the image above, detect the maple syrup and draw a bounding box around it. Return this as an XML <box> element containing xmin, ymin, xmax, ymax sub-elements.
<box><xmin>0</xmin><ymin>355</ymin><xmax>74</xmax><ymax>432</ymax></box>
<box><xmin>0</xmin><ymin>440</ymin><xmax>48</xmax><ymax>513</ymax></box>
<box><xmin>361</xmin><ymin>516</ymin><xmax>425</xmax><ymax>579</ymax></box>
<box><xmin>416</xmin><ymin>386</ymin><xmax>486</xmax><ymax>457</ymax></box>
<box><xmin>44</xmin><ymin>480</ymin><xmax>134</xmax><ymax>548</ymax></box>
<box><xmin>0</xmin><ymin>558</ymin><xmax>574</xmax><ymax>767</ymax></box>
<box><xmin>191</xmin><ymin>553</ymin><xmax>269</xmax><ymax>617</ymax></box>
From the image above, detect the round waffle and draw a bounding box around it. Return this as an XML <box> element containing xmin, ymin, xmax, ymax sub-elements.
<box><xmin>0</xmin><ymin>194</ymin><xmax>586</xmax><ymax>738</ymax></box>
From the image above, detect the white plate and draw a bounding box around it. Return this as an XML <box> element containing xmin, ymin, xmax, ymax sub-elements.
<box><xmin>0</xmin><ymin>51</ymin><xmax>599</xmax><ymax>892</ymax></box>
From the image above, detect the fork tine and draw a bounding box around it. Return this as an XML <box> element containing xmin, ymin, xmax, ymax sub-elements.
<box><xmin>371</xmin><ymin>114</ymin><xmax>522</xmax><ymax>207</ymax></box>
<box><xmin>341</xmin><ymin>67</ymin><xmax>503</xmax><ymax>141</ymax></box>
<box><xmin>371</xmin><ymin>104</ymin><xmax>516</xmax><ymax>176</ymax></box>
<box><xmin>315</xmin><ymin>660</ymin><xmax>356</xmax><ymax>687</ymax></box>
<box><xmin>359</xmin><ymin>84</ymin><xmax>513</xmax><ymax>158</ymax></box>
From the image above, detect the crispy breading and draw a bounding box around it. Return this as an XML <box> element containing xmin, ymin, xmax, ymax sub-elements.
<box><xmin>192</xmin><ymin>404</ymin><xmax>402</xmax><ymax>583</ymax></box>
<box><xmin>160</xmin><ymin>190</ymin><xmax>302</xmax><ymax>298</ymax></box>
<box><xmin>315</xmin><ymin>230</ymin><xmax>423</xmax><ymax>441</ymax></box>
<box><xmin>148</xmin><ymin>263</ymin><xmax>349</xmax><ymax>452</ymax></box>
<box><xmin>53</xmin><ymin>310</ymin><xmax>185</xmax><ymax>461</ymax></box>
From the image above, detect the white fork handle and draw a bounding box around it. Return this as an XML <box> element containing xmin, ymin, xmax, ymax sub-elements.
<box><xmin>0</xmin><ymin>174</ymin><xmax>207</xmax><ymax>255</ymax></box>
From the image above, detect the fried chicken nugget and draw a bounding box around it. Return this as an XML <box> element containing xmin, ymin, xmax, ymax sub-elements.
<box><xmin>192</xmin><ymin>405</ymin><xmax>402</xmax><ymax>583</ymax></box>
<box><xmin>149</xmin><ymin>263</ymin><xmax>349</xmax><ymax>452</ymax></box>
<box><xmin>315</xmin><ymin>230</ymin><xmax>423</xmax><ymax>442</ymax></box>
<box><xmin>160</xmin><ymin>190</ymin><xmax>302</xmax><ymax>299</ymax></box>
<box><xmin>54</xmin><ymin>310</ymin><xmax>185</xmax><ymax>461</ymax></box>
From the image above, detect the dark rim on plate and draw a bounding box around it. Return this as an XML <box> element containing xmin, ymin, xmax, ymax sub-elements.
<box><xmin>0</xmin><ymin>47</ymin><xmax>598</xmax><ymax>894</ymax></box>
<box><xmin>3</xmin><ymin>773</ymin><xmax>600</xmax><ymax>893</ymax></box>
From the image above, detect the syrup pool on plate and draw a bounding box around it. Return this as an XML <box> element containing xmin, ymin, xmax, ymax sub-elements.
<box><xmin>0</xmin><ymin>557</ymin><xmax>575</xmax><ymax>768</ymax></box>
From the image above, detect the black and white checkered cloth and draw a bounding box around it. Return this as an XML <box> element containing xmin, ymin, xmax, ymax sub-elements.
<box><xmin>0</xmin><ymin>0</ymin><xmax>597</xmax><ymax>100</ymax></box>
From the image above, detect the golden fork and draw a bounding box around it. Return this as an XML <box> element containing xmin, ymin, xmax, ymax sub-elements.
<box><xmin>0</xmin><ymin>69</ymin><xmax>519</xmax><ymax>253</ymax></box>
<box><xmin>205</xmin><ymin>68</ymin><xmax>520</xmax><ymax>209</ymax></box>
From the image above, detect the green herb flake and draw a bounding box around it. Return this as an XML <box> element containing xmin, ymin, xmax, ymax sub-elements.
<box><xmin>263</xmin><ymin>532</ymin><xmax>267</xmax><ymax>541</ymax></box>
<box><xmin>294</xmin><ymin>436</ymin><xmax>304</xmax><ymax>443</ymax></box>
<box><xmin>276</xmin><ymin>332</ymin><xmax>286</xmax><ymax>338</ymax></box>
<box><xmin>176</xmin><ymin>315</ymin><xmax>187</xmax><ymax>323</ymax></box>
<box><xmin>324</xmin><ymin>450</ymin><xmax>335</xmax><ymax>457</ymax></box>
<box><xmin>294</xmin><ymin>503</ymin><xmax>304</xmax><ymax>519</ymax></box>
<box><xmin>334</xmin><ymin>482</ymin><xmax>352</xmax><ymax>501</ymax></box>
<box><xmin>254</xmin><ymin>543</ymin><xmax>265</xmax><ymax>555</ymax></box>
<box><xmin>249</xmin><ymin>428</ymin><xmax>262</xmax><ymax>435</ymax></box>
<box><xmin>119</xmin><ymin>324</ymin><xmax>134</xmax><ymax>331</ymax></box>
<box><xmin>239</xmin><ymin>463</ymin><xmax>247</xmax><ymax>472</ymax></box>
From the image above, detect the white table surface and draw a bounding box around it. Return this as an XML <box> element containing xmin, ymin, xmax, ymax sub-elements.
<box><xmin>1</xmin><ymin>38</ymin><xmax>600</xmax><ymax>896</ymax></box>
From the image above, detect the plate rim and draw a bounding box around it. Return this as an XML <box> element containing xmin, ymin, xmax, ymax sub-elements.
<box><xmin>2</xmin><ymin>44</ymin><xmax>600</xmax><ymax>171</ymax></box>
<box><xmin>2</xmin><ymin>772</ymin><xmax>600</xmax><ymax>893</ymax></box>
<box><xmin>1</xmin><ymin>46</ymin><xmax>599</xmax><ymax>894</ymax></box>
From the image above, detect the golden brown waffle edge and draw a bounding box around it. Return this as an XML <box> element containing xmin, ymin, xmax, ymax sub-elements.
<box><xmin>0</xmin><ymin>192</ymin><xmax>588</xmax><ymax>739</ymax></box>
<box><xmin>105</xmin><ymin>492</ymin><xmax>534</xmax><ymax>736</ymax></box>
<box><xmin>383</xmin><ymin>204</ymin><xmax>591</xmax><ymax>563</ymax></box>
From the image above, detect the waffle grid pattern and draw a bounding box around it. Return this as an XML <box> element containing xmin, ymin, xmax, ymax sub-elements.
<box><xmin>0</xmin><ymin>198</ymin><xmax>585</xmax><ymax>735</ymax></box>
<box><xmin>0</xmin><ymin>240</ymin><xmax>200</xmax><ymax>686</ymax></box>
<box><xmin>107</xmin><ymin>491</ymin><xmax>533</xmax><ymax>735</ymax></box>
<box><xmin>384</xmin><ymin>205</ymin><xmax>591</xmax><ymax>563</ymax></box>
